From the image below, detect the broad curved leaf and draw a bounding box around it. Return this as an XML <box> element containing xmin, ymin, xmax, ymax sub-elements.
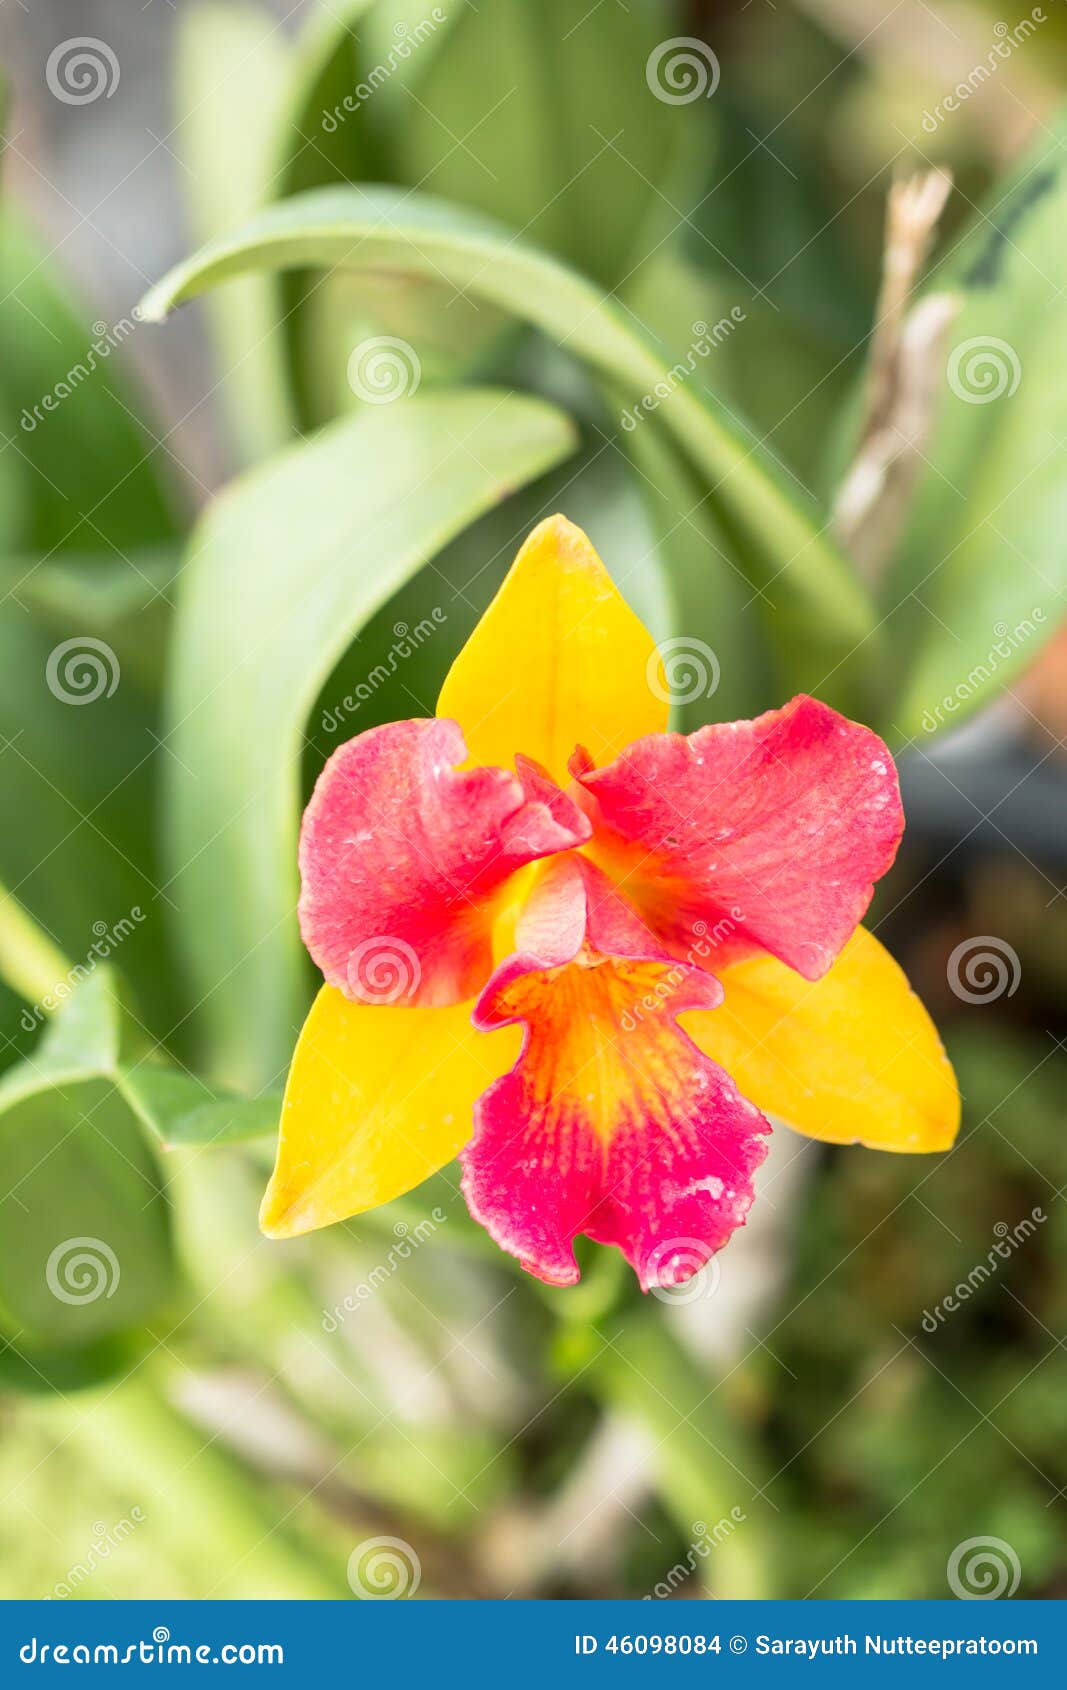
<box><xmin>139</xmin><ymin>186</ymin><xmax>879</xmax><ymax>693</ymax></box>
<box><xmin>0</xmin><ymin>975</ymin><xmax>174</xmax><ymax>1351</ymax></box>
<box><xmin>0</xmin><ymin>956</ymin><xmax>275</xmax><ymax>1377</ymax></box>
<box><xmin>385</xmin><ymin>0</ymin><xmax>693</xmax><ymax>290</ymax></box>
<box><xmin>163</xmin><ymin>387</ymin><xmax>576</xmax><ymax>1087</ymax></box>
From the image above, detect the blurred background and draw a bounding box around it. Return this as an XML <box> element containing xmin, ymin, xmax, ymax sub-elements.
<box><xmin>0</xmin><ymin>0</ymin><xmax>1064</xmax><ymax>1600</ymax></box>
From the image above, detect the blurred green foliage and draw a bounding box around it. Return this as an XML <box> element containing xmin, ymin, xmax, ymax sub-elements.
<box><xmin>771</xmin><ymin>1029</ymin><xmax>1067</xmax><ymax>1597</ymax></box>
<box><xmin>1</xmin><ymin>0</ymin><xmax>1064</xmax><ymax>1599</ymax></box>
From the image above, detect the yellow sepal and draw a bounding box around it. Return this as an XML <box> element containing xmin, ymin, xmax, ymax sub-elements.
<box><xmin>437</xmin><ymin>513</ymin><xmax>667</xmax><ymax>785</ymax></box>
<box><xmin>683</xmin><ymin>927</ymin><xmax>960</xmax><ymax>1152</ymax></box>
<box><xmin>260</xmin><ymin>986</ymin><xmax>521</xmax><ymax>1238</ymax></box>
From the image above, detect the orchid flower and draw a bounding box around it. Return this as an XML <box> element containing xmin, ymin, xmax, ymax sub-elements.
<box><xmin>261</xmin><ymin>516</ymin><xmax>959</xmax><ymax>1289</ymax></box>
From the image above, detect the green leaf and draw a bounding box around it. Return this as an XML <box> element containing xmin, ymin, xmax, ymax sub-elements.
<box><xmin>886</xmin><ymin>111</ymin><xmax>1067</xmax><ymax>738</ymax></box>
<box><xmin>0</xmin><ymin>566</ymin><xmax>176</xmax><ymax>1038</ymax></box>
<box><xmin>0</xmin><ymin>1330</ymin><xmax>143</xmax><ymax>1395</ymax></box>
<box><xmin>0</xmin><ymin>962</ymin><xmax>274</xmax><ymax>1366</ymax></box>
<box><xmin>0</xmin><ymin>987</ymin><xmax>175</xmax><ymax>1348</ymax></box>
<box><xmin>32</xmin><ymin>965</ymin><xmax>121</xmax><ymax>1076</ymax></box>
<box><xmin>272</xmin><ymin>0</ymin><xmax>384</xmax><ymax>199</ymax></box>
<box><xmin>269</xmin><ymin>0</ymin><xmax>496</xmax><ymax>429</ymax></box>
<box><xmin>0</xmin><ymin>211</ymin><xmax>179</xmax><ymax>553</ymax></box>
<box><xmin>163</xmin><ymin>387</ymin><xmax>577</xmax><ymax>1087</ymax></box>
<box><xmin>174</xmin><ymin>1</ymin><xmax>294</xmax><ymax>464</ymax></box>
<box><xmin>385</xmin><ymin>0</ymin><xmax>695</xmax><ymax>289</ymax></box>
<box><xmin>618</xmin><ymin>388</ymin><xmax>776</xmax><ymax>728</ymax></box>
<box><xmin>120</xmin><ymin>1065</ymin><xmax>281</xmax><ymax>1148</ymax></box>
<box><xmin>139</xmin><ymin>185</ymin><xmax>879</xmax><ymax>697</ymax></box>
<box><xmin>2</xmin><ymin>547</ymin><xmax>179</xmax><ymax>697</ymax></box>
<box><xmin>0</xmin><ymin>1076</ymin><xmax>170</xmax><ymax>1351</ymax></box>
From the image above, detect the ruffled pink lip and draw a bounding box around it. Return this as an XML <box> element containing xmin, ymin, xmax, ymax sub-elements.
<box><xmin>462</xmin><ymin>852</ymin><xmax>768</xmax><ymax>1289</ymax></box>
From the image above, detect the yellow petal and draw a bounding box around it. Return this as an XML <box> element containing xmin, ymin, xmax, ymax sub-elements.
<box><xmin>682</xmin><ymin>927</ymin><xmax>960</xmax><ymax>1152</ymax></box>
<box><xmin>260</xmin><ymin>986</ymin><xmax>521</xmax><ymax>1238</ymax></box>
<box><xmin>437</xmin><ymin>513</ymin><xmax>667</xmax><ymax>786</ymax></box>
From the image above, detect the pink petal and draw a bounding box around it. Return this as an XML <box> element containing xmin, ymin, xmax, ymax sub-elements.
<box><xmin>461</xmin><ymin>858</ymin><xmax>769</xmax><ymax>1288</ymax></box>
<box><xmin>299</xmin><ymin>718</ymin><xmax>590</xmax><ymax>1007</ymax></box>
<box><xmin>573</xmin><ymin>695</ymin><xmax>904</xmax><ymax>981</ymax></box>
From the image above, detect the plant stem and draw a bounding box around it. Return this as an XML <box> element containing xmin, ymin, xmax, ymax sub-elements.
<box><xmin>593</xmin><ymin>1306</ymin><xmax>774</xmax><ymax>1599</ymax></box>
<box><xmin>0</xmin><ymin>881</ymin><xmax>69</xmax><ymax>1010</ymax></box>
